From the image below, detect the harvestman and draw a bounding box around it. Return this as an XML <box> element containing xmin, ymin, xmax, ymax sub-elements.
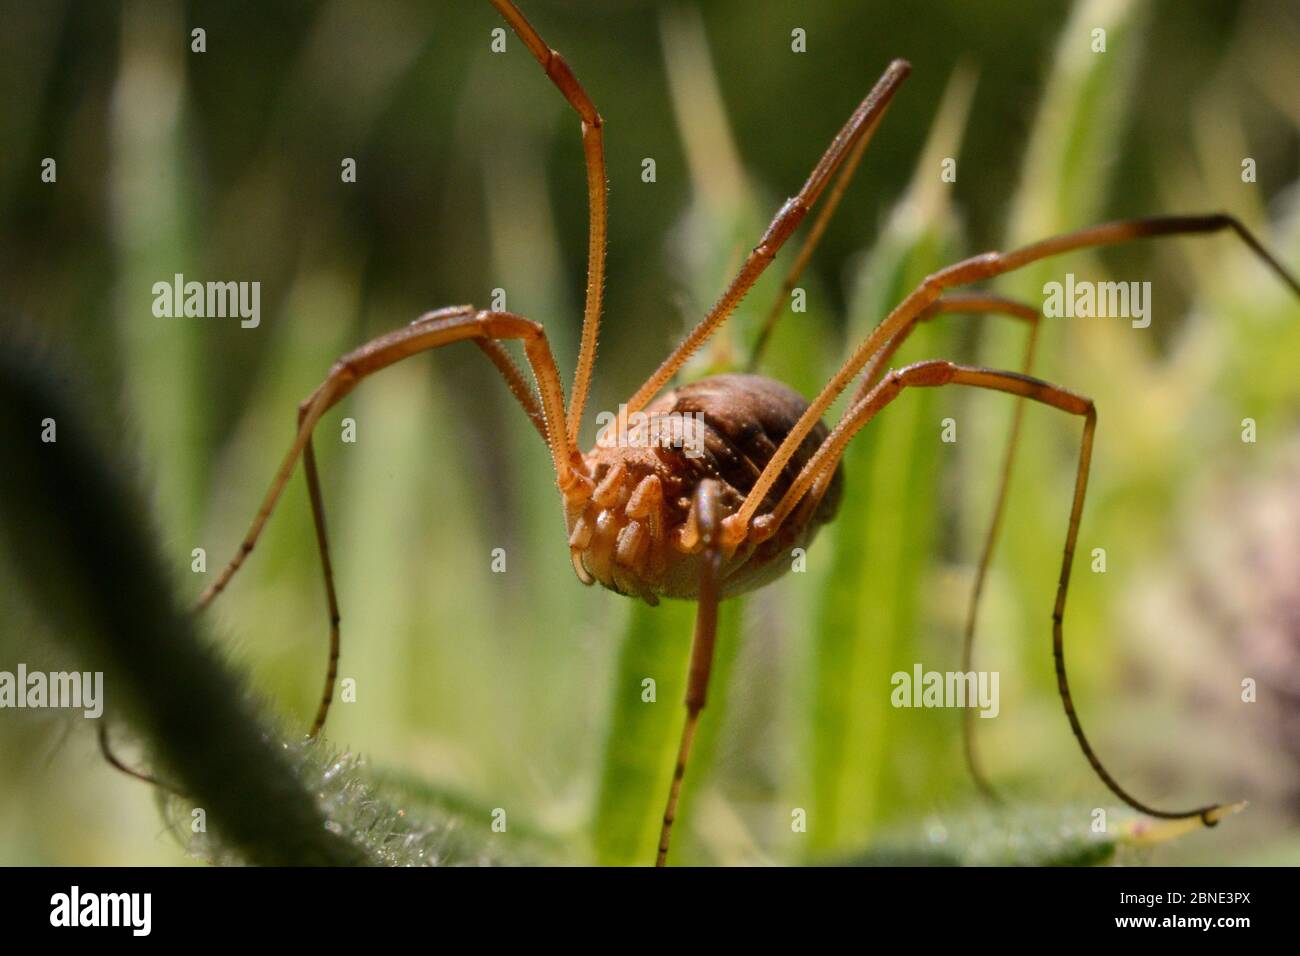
<box><xmin>190</xmin><ymin>1</ymin><xmax>1299</xmax><ymax>865</ymax></box>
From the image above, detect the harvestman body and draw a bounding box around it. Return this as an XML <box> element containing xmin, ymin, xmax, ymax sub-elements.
<box><xmin>188</xmin><ymin>1</ymin><xmax>1299</xmax><ymax>865</ymax></box>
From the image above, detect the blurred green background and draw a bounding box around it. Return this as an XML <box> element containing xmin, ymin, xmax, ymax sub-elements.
<box><xmin>1</xmin><ymin>0</ymin><xmax>1298</xmax><ymax>865</ymax></box>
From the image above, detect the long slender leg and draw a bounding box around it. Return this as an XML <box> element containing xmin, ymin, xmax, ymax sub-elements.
<box><xmin>298</xmin><ymin>424</ymin><xmax>341</xmax><ymax>737</ymax></box>
<box><xmin>473</xmin><ymin>339</ymin><xmax>548</xmax><ymax>441</ymax></box>
<box><xmin>776</xmin><ymin>294</ymin><xmax>1037</xmax><ymax>535</ymax></box>
<box><xmin>745</xmin><ymin>105</ymin><xmax>893</xmax><ymax>371</ymax></box>
<box><xmin>782</xmin><ymin>297</ymin><xmax>1037</xmax><ymax>799</ymax></box>
<box><xmin>489</xmin><ymin>0</ymin><xmax>606</xmax><ymax>445</ymax></box>
<box><xmin>197</xmin><ymin>308</ymin><xmax>580</xmax><ymax>737</ymax></box>
<box><xmin>764</xmin><ymin>359</ymin><xmax>1236</xmax><ymax>824</ymax></box>
<box><xmin>656</xmin><ymin>479</ymin><xmax>726</xmax><ymax>867</ymax></box>
<box><xmin>769</xmin><ymin>298</ymin><xmax>1038</xmax><ymax>801</ymax></box>
<box><xmin>851</xmin><ymin>293</ymin><xmax>1038</xmax><ymax>405</ymax></box>
<box><xmin>841</xmin><ymin>293</ymin><xmax>1042</xmax><ymax>800</ymax></box>
<box><xmin>626</xmin><ymin>60</ymin><xmax>913</xmax><ymax>415</ymax></box>
<box><xmin>956</xmin><ymin>307</ymin><xmax>1039</xmax><ymax>803</ymax></box>
<box><xmin>98</xmin><ymin>721</ymin><xmax>186</xmax><ymax>797</ymax></box>
<box><xmin>728</xmin><ymin>214</ymin><xmax>1300</xmax><ymax>544</ymax></box>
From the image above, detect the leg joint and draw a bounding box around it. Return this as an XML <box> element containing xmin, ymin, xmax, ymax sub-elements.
<box><xmin>545</xmin><ymin>51</ymin><xmax>601</xmax><ymax>127</ymax></box>
<box><xmin>897</xmin><ymin>360</ymin><xmax>957</xmax><ymax>388</ymax></box>
<box><xmin>476</xmin><ymin>311</ymin><xmax>545</xmax><ymax>343</ymax></box>
<box><xmin>926</xmin><ymin>252</ymin><xmax>1000</xmax><ymax>290</ymax></box>
<box><xmin>759</xmin><ymin>197</ymin><xmax>810</xmax><ymax>250</ymax></box>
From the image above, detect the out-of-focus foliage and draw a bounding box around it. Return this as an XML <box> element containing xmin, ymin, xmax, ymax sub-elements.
<box><xmin>1</xmin><ymin>0</ymin><xmax>1297</xmax><ymax>865</ymax></box>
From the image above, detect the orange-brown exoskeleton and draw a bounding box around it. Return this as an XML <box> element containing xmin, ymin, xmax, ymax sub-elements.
<box><xmin>193</xmin><ymin>0</ymin><xmax>1299</xmax><ymax>865</ymax></box>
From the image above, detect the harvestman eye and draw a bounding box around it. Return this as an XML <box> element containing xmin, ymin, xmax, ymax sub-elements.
<box><xmin>168</xmin><ymin>1</ymin><xmax>1298</xmax><ymax>866</ymax></box>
